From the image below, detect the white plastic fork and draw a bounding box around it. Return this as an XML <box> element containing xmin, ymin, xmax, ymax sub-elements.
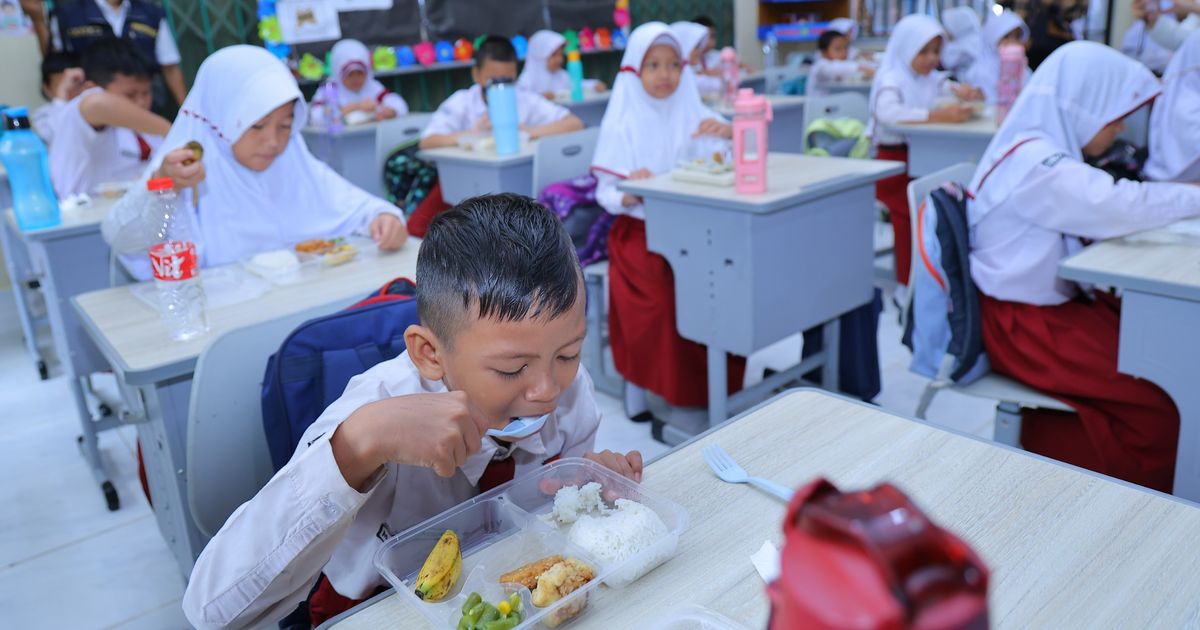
<box><xmin>702</xmin><ymin>444</ymin><xmax>795</xmax><ymax>502</ymax></box>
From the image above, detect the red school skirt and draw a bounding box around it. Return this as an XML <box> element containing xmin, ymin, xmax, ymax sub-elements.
<box><xmin>606</xmin><ymin>215</ymin><xmax>745</xmax><ymax>408</ymax></box>
<box><xmin>979</xmin><ymin>292</ymin><xmax>1179</xmax><ymax>493</ymax></box>
<box><xmin>875</xmin><ymin>144</ymin><xmax>912</xmax><ymax>285</ymax></box>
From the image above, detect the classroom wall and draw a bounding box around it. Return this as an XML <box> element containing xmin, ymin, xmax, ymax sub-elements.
<box><xmin>734</xmin><ymin>0</ymin><xmax>763</xmax><ymax>70</ymax></box>
<box><xmin>0</xmin><ymin>34</ymin><xmax>47</xmax><ymax>110</ymax></box>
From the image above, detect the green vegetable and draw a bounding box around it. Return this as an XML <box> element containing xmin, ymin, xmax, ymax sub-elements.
<box><xmin>482</xmin><ymin>617</ymin><xmax>520</xmax><ymax>630</ymax></box>
<box><xmin>460</xmin><ymin>601</ymin><xmax>486</xmax><ymax>627</ymax></box>
<box><xmin>462</xmin><ymin>592</ymin><xmax>482</xmax><ymax>615</ymax></box>
<box><xmin>478</xmin><ymin>603</ymin><xmax>500</xmax><ymax>623</ymax></box>
<box><xmin>507</xmin><ymin>592</ymin><xmax>522</xmax><ymax>615</ymax></box>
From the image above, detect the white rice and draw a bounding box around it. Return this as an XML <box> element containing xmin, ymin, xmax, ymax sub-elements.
<box><xmin>540</xmin><ymin>481</ymin><xmax>607</xmax><ymax>526</ymax></box>
<box><xmin>249</xmin><ymin>249</ymin><xmax>300</xmax><ymax>271</ymax></box>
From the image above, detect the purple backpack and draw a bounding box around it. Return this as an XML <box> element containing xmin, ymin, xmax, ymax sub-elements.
<box><xmin>538</xmin><ymin>173</ymin><xmax>614</xmax><ymax>267</ymax></box>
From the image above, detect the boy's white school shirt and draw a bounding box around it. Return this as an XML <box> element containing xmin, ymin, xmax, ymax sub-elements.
<box><xmin>31</xmin><ymin>99</ymin><xmax>66</xmax><ymax>145</ymax></box>
<box><xmin>182</xmin><ymin>351</ymin><xmax>601</xmax><ymax>630</ymax></box>
<box><xmin>969</xmin><ymin>140</ymin><xmax>1200</xmax><ymax>305</ymax></box>
<box><xmin>47</xmin><ymin>87</ymin><xmax>163</xmax><ymax>197</ymax></box>
<box><xmin>807</xmin><ymin>56</ymin><xmax>863</xmax><ymax>97</ymax></box>
<box><xmin>420</xmin><ymin>84</ymin><xmax>571</xmax><ymax>138</ymax></box>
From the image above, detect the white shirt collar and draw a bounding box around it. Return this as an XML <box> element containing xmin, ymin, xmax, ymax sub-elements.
<box><xmin>94</xmin><ymin>0</ymin><xmax>131</xmax><ymax>35</ymax></box>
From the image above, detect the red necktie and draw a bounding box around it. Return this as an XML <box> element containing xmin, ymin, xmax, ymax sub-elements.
<box><xmin>136</xmin><ymin>134</ymin><xmax>152</xmax><ymax>161</ymax></box>
<box><xmin>478</xmin><ymin>455</ymin><xmax>516</xmax><ymax>492</ymax></box>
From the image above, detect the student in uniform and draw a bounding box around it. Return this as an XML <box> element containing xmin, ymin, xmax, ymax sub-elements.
<box><xmin>693</xmin><ymin>14</ymin><xmax>721</xmax><ymax>70</ymax></box>
<box><xmin>869</xmin><ymin>14</ymin><xmax>982</xmax><ymax>285</ymax></box>
<box><xmin>671</xmin><ymin>21</ymin><xmax>722</xmax><ymax>99</ymax></box>
<box><xmin>963</xmin><ymin>10</ymin><xmax>1032</xmax><ymax>104</ymax></box>
<box><xmin>408</xmin><ymin>36</ymin><xmax>585</xmax><ymax>237</ymax></box>
<box><xmin>1122</xmin><ymin>0</ymin><xmax>1176</xmax><ymax>73</ymax></box>
<box><xmin>102</xmin><ymin>45</ymin><xmax>407</xmax><ymax>280</ymax></box>
<box><xmin>32</xmin><ymin>51</ymin><xmax>84</xmax><ymax>145</ymax></box>
<box><xmin>940</xmin><ymin>5</ymin><xmax>984</xmax><ymax>78</ymax></box>
<box><xmin>309</xmin><ymin>39</ymin><xmax>408</xmax><ymax>126</ymax></box>
<box><xmin>1145</xmin><ymin>30</ymin><xmax>1200</xmax><ymax>182</ymax></box>
<box><xmin>517</xmin><ymin>29</ymin><xmax>607</xmax><ymax>99</ymax></box>
<box><xmin>829</xmin><ymin>17</ymin><xmax>875</xmax><ymax>62</ymax></box>
<box><xmin>48</xmin><ymin>37</ymin><xmax>169</xmax><ymax>198</ymax></box>
<box><xmin>592</xmin><ymin>21</ymin><xmax>744</xmax><ymax>429</ymax></box>
<box><xmin>182</xmin><ymin>193</ymin><xmax>642</xmax><ymax>629</ymax></box>
<box><xmin>808</xmin><ymin>29</ymin><xmax>875</xmax><ymax>97</ymax></box>
<box><xmin>968</xmin><ymin>41</ymin><xmax>1200</xmax><ymax>492</ymax></box>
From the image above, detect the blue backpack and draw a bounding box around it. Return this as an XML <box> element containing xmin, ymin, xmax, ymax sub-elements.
<box><xmin>902</xmin><ymin>183</ymin><xmax>989</xmax><ymax>384</ymax></box>
<box><xmin>261</xmin><ymin>278</ymin><xmax>420</xmax><ymax>471</ymax></box>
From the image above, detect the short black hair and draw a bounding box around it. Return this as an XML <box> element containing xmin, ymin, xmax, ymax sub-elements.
<box><xmin>693</xmin><ymin>15</ymin><xmax>715</xmax><ymax>28</ymax></box>
<box><xmin>41</xmin><ymin>51</ymin><xmax>81</xmax><ymax>88</ymax></box>
<box><xmin>473</xmin><ymin>35</ymin><xmax>518</xmax><ymax>68</ymax></box>
<box><xmin>818</xmin><ymin>29</ymin><xmax>848</xmax><ymax>52</ymax></box>
<box><xmin>417</xmin><ymin>193</ymin><xmax>582</xmax><ymax>346</ymax></box>
<box><xmin>81</xmin><ymin>37</ymin><xmax>156</xmax><ymax>87</ymax></box>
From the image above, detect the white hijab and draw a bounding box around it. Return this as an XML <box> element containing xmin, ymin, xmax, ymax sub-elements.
<box><xmin>869</xmin><ymin>15</ymin><xmax>946</xmax><ymax>131</ymax></box>
<box><xmin>518</xmin><ymin>30</ymin><xmax>568</xmax><ymax>94</ymax></box>
<box><xmin>150</xmin><ymin>45</ymin><xmax>394</xmax><ymax>268</ymax></box>
<box><xmin>829</xmin><ymin>17</ymin><xmax>859</xmax><ymax>41</ymax></box>
<box><xmin>671</xmin><ymin>21</ymin><xmax>711</xmax><ymax>96</ymax></box>
<box><xmin>326</xmin><ymin>39</ymin><xmax>389</xmax><ymax>105</ymax></box>
<box><xmin>1146</xmin><ymin>30</ymin><xmax>1200</xmax><ymax>182</ymax></box>
<box><xmin>592</xmin><ymin>22</ymin><xmax>720</xmax><ymax>178</ymax></box>
<box><xmin>968</xmin><ymin>42</ymin><xmax>1160</xmax><ymax>225</ymax></box>
<box><xmin>964</xmin><ymin>11</ymin><xmax>1030</xmax><ymax>103</ymax></box>
<box><xmin>941</xmin><ymin>6</ymin><xmax>983</xmax><ymax>74</ymax></box>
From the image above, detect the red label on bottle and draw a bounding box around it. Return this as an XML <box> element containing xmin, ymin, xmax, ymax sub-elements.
<box><xmin>149</xmin><ymin>241</ymin><xmax>199</xmax><ymax>281</ymax></box>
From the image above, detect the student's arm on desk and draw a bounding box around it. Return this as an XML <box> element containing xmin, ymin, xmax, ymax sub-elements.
<box><xmin>1013</xmin><ymin>159</ymin><xmax>1200</xmax><ymax>239</ymax></box>
<box><xmin>78</xmin><ymin>91</ymin><xmax>171</xmax><ymax>137</ymax></box>
<box><xmin>527</xmin><ymin>113</ymin><xmax>584</xmax><ymax>140</ymax></box>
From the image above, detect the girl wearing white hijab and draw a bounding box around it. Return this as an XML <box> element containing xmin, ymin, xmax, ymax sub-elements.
<box><xmin>870</xmin><ymin>14</ymin><xmax>982</xmax><ymax>285</ymax></box>
<box><xmin>941</xmin><ymin>6</ymin><xmax>984</xmax><ymax>76</ymax></box>
<box><xmin>671</xmin><ymin>21</ymin><xmax>723</xmax><ymax>98</ymax></box>
<box><xmin>103</xmin><ymin>45</ymin><xmax>407</xmax><ymax>280</ymax></box>
<box><xmin>968</xmin><ymin>42</ymin><xmax>1200</xmax><ymax>492</ymax></box>
<box><xmin>309</xmin><ymin>39</ymin><xmax>409</xmax><ymax>125</ymax></box>
<box><xmin>1146</xmin><ymin>30</ymin><xmax>1200</xmax><ymax>182</ymax></box>
<box><xmin>829</xmin><ymin>17</ymin><xmax>875</xmax><ymax>62</ymax></box>
<box><xmin>517</xmin><ymin>30</ymin><xmax>606</xmax><ymax>98</ymax></box>
<box><xmin>963</xmin><ymin>10</ymin><xmax>1033</xmax><ymax>104</ymax></box>
<box><xmin>593</xmin><ymin>21</ymin><xmax>744</xmax><ymax>422</ymax></box>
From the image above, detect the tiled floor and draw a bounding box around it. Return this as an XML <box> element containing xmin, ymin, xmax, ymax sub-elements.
<box><xmin>0</xmin><ymin>287</ymin><xmax>996</xmax><ymax>629</ymax></box>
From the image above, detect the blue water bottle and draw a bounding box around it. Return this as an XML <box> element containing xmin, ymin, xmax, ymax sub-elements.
<box><xmin>486</xmin><ymin>78</ymin><xmax>520</xmax><ymax>155</ymax></box>
<box><xmin>0</xmin><ymin>107</ymin><xmax>60</xmax><ymax>231</ymax></box>
<box><xmin>566</xmin><ymin>49</ymin><xmax>585</xmax><ymax>102</ymax></box>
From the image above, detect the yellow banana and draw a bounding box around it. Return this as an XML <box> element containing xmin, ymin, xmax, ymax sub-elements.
<box><xmin>414</xmin><ymin>529</ymin><xmax>461</xmax><ymax>601</ymax></box>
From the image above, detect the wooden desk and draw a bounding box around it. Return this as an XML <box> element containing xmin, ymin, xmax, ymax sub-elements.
<box><xmin>1060</xmin><ymin>234</ymin><xmax>1200</xmax><ymax>502</ymax></box>
<box><xmin>418</xmin><ymin>144</ymin><xmax>536</xmax><ymax>204</ymax></box>
<box><xmin>329</xmin><ymin>389</ymin><xmax>1200</xmax><ymax>629</ymax></box>
<box><xmin>884</xmin><ymin>116</ymin><xmax>998</xmax><ymax>178</ymax></box>
<box><xmin>553</xmin><ymin>91</ymin><xmax>610</xmax><ymax>128</ymax></box>
<box><xmin>5</xmin><ymin>196</ymin><xmax>121</xmax><ymax>508</ymax></box>
<box><xmin>713</xmin><ymin>94</ymin><xmax>808</xmax><ymax>154</ymax></box>
<box><xmin>303</xmin><ymin>120</ymin><xmax>386</xmax><ymax>197</ymax></box>
<box><xmin>72</xmin><ymin>241</ymin><xmax>422</xmax><ymax>576</ymax></box>
<box><xmin>618</xmin><ymin>153</ymin><xmax>903</xmax><ymax>439</ymax></box>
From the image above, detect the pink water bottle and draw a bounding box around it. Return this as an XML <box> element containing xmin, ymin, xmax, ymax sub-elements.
<box><xmin>720</xmin><ymin>46</ymin><xmax>740</xmax><ymax>108</ymax></box>
<box><xmin>996</xmin><ymin>43</ymin><xmax>1026</xmax><ymax>125</ymax></box>
<box><xmin>733</xmin><ymin>88</ymin><xmax>773</xmax><ymax>194</ymax></box>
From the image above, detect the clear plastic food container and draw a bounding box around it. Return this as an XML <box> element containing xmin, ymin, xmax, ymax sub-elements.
<box><xmin>373</xmin><ymin>457</ymin><xmax>688</xmax><ymax>629</ymax></box>
<box><xmin>647</xmin><ymin>604</ymin><xmax>750</xmax><ymax>630</ymax></box>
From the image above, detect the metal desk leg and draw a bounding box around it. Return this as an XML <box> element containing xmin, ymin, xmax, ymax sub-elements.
<box><xmin>707</xmin><ymin>344</ymin><xmax>728</xmax><ymax>431</ymax></box>
<box><xmin>138</xmin><ymin>376</ymin><xmax>207</xmax><ymax>578</ymax></box>
<box><xmin>582</xmin><ymin>270</ymin><xmax>622</xmax><ymax>398</ymax></box>
<box><xmin>1</xmin><ymin>218</ymin><xmax>47</xmax><ymax>378</ymax></box>
<box><xmin>821</xmin><ymin>317</ymin><xmax>841</xmax><ymax>393</ymax></box>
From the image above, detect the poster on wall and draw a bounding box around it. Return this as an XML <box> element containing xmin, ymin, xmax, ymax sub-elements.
<box><xmin>277</xmin><ymin>0</ymin><xmax>342</xmax><ymax>44</ymax></box>
<box><xmin>1</xmin><ymin>0</ymin><xmax>33</xmax><ymax>36</ymax></box>
<box><xmin>335</xmin><ymin>0</ymin><xmax>393</xmax><ymax>12</ymax></box>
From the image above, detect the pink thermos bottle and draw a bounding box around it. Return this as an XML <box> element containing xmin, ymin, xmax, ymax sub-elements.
<box><xmin>996</xmin><ymin>43</ymin><xmax>1026</xmax><ymax>125</ymax></box>
<box><xmin>720</xmin><ymin>46</ymin><xmax>740</xmax><ymax>108</ymax></box>
<box><xmin>733</xmin><ymin>88</ymin><xmax>772</xmax><ymax>194</ymax></box>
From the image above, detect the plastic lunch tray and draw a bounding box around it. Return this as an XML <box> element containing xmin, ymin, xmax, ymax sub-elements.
<box><xmin>240</xmin><ymin>236</ymin><xmax>377</xmax><ymax>285</ymax></box>
<box><xmin>373</xmin><ymin>457</ymin><xmax>689</xmax><ymax>629</ymax></box>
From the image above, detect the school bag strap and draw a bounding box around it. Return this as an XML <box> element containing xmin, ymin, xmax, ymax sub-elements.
<box><xmin>260</xmin><ymin>277</ymin><xmax>420</xmax><ymax>470</ymax></box>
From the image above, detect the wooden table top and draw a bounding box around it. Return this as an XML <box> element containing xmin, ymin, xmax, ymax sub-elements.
<box><xmin>331</xmin><ymin>389</ymin><xmax>1200</xmax><ymax>629</ymax></box>
<box><xmin>1060</xmin><ymin>231</ymin><xmax>1200</xmax><ymax>302</ymax></box>
<box><xmin>72</xmin><ymin>238</ymin><xmax>421</xmax><ymax>383</ymax></box>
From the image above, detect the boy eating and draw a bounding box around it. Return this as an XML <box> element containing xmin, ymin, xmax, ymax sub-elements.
<box><xmin>47</xmin><ymin>36</ymin><xmax>169</xmax><ymax>197</ymax></box>
<box><xmin>31</xmin><ymin>51</ymin><xmax>84</xmax><ymax>145</ymax></box>
<box><xmin>183</xmin><ymin>193</ymin><xmax>641</xmax><ymax>629</ymax></box>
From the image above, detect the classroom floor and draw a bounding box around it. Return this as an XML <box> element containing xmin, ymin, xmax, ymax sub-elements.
<box><xmin>0</xmin><ymin>289</ymin><xmax>996</xmax><ymax>629</ymax></box>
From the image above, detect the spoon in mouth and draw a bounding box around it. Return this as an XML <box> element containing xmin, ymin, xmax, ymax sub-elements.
<box><xmin>485</xmin><ymin>413</ymin><xmax>551</xmax><ymax>439</ymax></box>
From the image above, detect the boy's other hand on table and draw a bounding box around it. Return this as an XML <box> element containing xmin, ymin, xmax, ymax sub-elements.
<box><xmin>585</xmin><ymin>449</ymin><xmax>644</xmax><ymax>482</ymax></box>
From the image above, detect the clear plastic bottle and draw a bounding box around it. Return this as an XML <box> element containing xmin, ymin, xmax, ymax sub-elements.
<box><xmin>762</xmin><ymin>32</ymin><xmax>780</xmax><ymax>93</ymax></box>
<box><xmin>146</xmin><ymin>177</ymin><xmax>208</xmax><ymax>340</ymax></box>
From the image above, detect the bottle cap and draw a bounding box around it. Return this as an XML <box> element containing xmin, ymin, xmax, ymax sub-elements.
<box><xmin>147</xmin><ymin>177</ymin><xmax>175</xmax><ymax>191</ymax></box>
<box><xmin>3</xmin><ymin>106</ymin><xmax>31</xmax><ymax>131</ymax></box>
<box><xmin>567</xmin><ymin>50</ymin><xmax>581</xmax><ymax>62</ymax></box>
